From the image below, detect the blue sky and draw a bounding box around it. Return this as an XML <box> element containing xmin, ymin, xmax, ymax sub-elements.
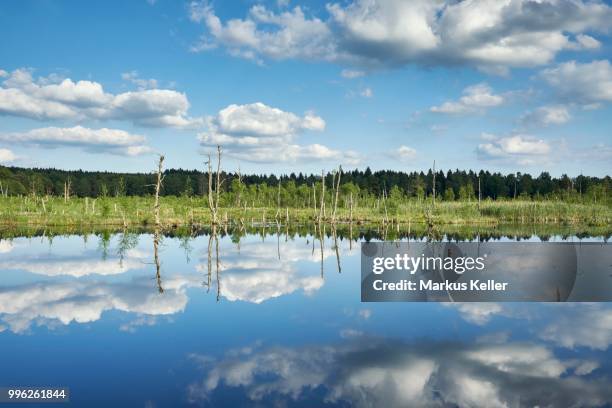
<box><xmin>0</xmin><ymin>0</ymin><xmax>611</xmax><ymax>176</ymax></box>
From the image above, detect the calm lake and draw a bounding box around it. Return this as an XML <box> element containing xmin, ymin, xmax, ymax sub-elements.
<box><xmin>1</xmin><ymin>228</ymin><xmax>611</xmax><ymax>407</ymax></box>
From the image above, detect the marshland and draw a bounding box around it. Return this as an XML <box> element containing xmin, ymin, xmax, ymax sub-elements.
<box><xmin>0</xmin><ymin>149</ymin><xmax>610</xmax><ymax>231</ymax></box>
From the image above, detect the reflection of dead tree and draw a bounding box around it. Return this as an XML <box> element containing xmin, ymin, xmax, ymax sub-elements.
<box><xmin>215</xmin><ymin>228</ymin><xmax>221</xmax><ymax>302</ymax></box>
<box><xmin>153</xmin><ymin>228</ymin><xmax>164</xmax><ymax>293</ymax></box>
<box><xmin>319</xmin><ymin>223</ymin><xmax>325</xmax><ymax>278</ymax></box>
<box><xmin>206</xmin><ymin>230</ymin><xmax>213</xmax><ymax>291</ymax></box>
<box><xmin>332</xmin><ymin>225</ymin><xmax>341</xmax><ymax>273</ymax></box>
<box><xmin>276</xmin><ymin>221</ymin><xmax>281</xmax><ymax>260</ymax></box>
<box><xmin>204</xmin><ymin>225</ymin><xmax>222</xmax><ymax>302</ymax></box>
<box><xmin>349</xmin><ymin>221</ymin><xmax>353</xmax><ymax>251</ymax></box>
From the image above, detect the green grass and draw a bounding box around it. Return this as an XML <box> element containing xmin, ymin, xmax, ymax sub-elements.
<box><xmin>0</xmin><ymin>195</ymin><xmax>610</xmax><ymax>229</ymax></box>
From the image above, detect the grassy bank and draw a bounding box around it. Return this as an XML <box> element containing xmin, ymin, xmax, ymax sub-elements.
<box><xmin>0</xmin><ymin>195</ymin><xmax>610</xmax><ymax>228</ymax></box>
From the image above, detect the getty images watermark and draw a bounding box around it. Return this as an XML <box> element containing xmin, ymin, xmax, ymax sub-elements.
<box><xmin>361</xmin><ymin>242</ymin><xmax>612</xmax><ymax>302</ymax></box>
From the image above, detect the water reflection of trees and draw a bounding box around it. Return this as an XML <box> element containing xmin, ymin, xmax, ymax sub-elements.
<box><xmin>204</xmin><ymin>225</ymin><xmax>221</xmax><ymax>302</ymax></box>
<box><xmin>8</xmin><ymin>223</ymin><xmax>608</xmax><ymax>303</ymax></box>
<box><xmin>153</xmin><ymin>228</ymin><xmax>163</xmax><ymax>294</ymax></box>
<box><xmin>2</xmin><ymin>223</ymin><xmax>610</xmax><ymax>243</ymax></box>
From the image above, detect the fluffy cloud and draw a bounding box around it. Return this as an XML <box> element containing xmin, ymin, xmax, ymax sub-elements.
<box><xmin>394</xmin><ymin>145</ymin><xmax>417</xmax><ymax>162</ymax></box>
<box><xmin>540</xmin><ymin>60</ymin><xmax>612</xmax><ymax>105</ymax></box>
<box><xmin>540</xmin><ymin>304</ymin><xmax>612</xmax><ymax>350</ymax></box>
<box><xmin>0</xmin><ymin>249</ymin><xmax>148</xmax><ymax>277</ymax></box>
<box><xmin>121</xmin><ymin>70</ymin><xmax>158</xmax><ymax>90</ymax></box>
<box><xmin>521</xmin><ymin>105</ymin><xmax>571</xmax><ymax>127</ymax></box>
<box><xmin>0</xmin><ymin>68</ymin><xmax>204</xmax><ymax>128</ymax></box>
<box><xmin>189</xmin><ymin>3</ymin><xmax>334</xmax><ymax>61</ymax></box>
<box><xmin>189</xmin><ymin>0</ymin><xmax>612</xmax><ymax>72</ymax></box>
<box><xmin>0</xmin><ymin>126</ymin><xmax>153</xmax><ymax>156</ymax></box>
<box><xmin>445</xmin><ymin>303</ymin><xmax>504</xmax><ymax>325</ymax></box>
<box><xmin>0</xmin><ymin>275</ymin><xmax>200</xmax><ymax>333</ymax></box>
<box><xmin>194</xmin><ymin>239</ymin><xmax>350</xmax><ymax>303</ymax></box>
<box><xmin>430</xmin><ymin>83</ymin><xmax>504</xmax><ymax>114</ymax></box>
<box><xmin>0</xmin><ymin>148</ymin><xmax>17</xmax><ymax>164</ymax></box>
<box><xmin>188</xmin><ymin>338</ymin><xmax>612</xmax><ymax>407</ymax></box>
<box><xmin>199</xmin><ymin>102</ymin><xmax>359</xmax><ymax>165</ymax></box>
<box><xmin>477</xmin><ymin>134</ymin><xmax>551</xmax><ymax>165</ymax></box>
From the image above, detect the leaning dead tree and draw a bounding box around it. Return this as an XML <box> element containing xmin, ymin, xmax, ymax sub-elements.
<box><xmin>154</xmin><ymin>155</ymin><xmax>165</xmax><ymax>228</ymax></box>
<box><xmin>206</xmin><ymin>145</ymin><xmax>223</xmax><ymax>225</ymax></box>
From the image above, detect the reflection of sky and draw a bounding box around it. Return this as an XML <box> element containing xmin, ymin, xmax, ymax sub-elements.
<box><xmin>0</xmin><ymin>233</ymin><xmax>611</xmax><ymax>407</ymax></box>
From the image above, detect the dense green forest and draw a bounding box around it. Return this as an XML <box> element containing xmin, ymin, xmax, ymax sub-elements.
<box><xmin>0</xmin><ymin>165</ymin><xmax>609</xmax><ymax>204</ymax></box>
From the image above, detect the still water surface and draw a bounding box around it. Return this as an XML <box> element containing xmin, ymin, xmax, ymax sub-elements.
<box><xmin>0</xmin><ymin>230</ymin><xmax>611</xmax><ymax>407</ymax></box>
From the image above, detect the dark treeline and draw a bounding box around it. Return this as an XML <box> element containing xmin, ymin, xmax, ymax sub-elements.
<box><xmin>0</xmin><ymin>165</ymin><xmax>609</xmax><ymax>202</ymax></box>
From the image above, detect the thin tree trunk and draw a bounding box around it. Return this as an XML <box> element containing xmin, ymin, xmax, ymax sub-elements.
<box><xmin>154</xmin><ymin>155</ymin><xmax>165</xmax><ymax>228</ymax></box>
<box><xmin>215</xmin><ymin>145</ymin><xmax>222</xmax><ymax>222</ymax></box>
<box><xmin>432</xmin><ymin>160</ymin><xmax>436</xmax><ymax>207</ymax></box>
<box><xmin>332</xmin><ymin>166</ymin><xmax>342</xmax><ymax>223</ymax></box>
<box><xmin>207</xmin><ymin>154</ymin><xmax>216</xmax><ymax>223</ymax></box>
<box><xmin>319</xmin><ymin>170</ymin><xmax>326</xmax><ymax>223</ymax></box>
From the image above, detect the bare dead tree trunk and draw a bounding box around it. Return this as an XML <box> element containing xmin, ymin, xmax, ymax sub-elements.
<box><xmin>207</xmin><ymin>154</ymin><xmax>216</xmax><ymax>223</ymax></box>
<box><xmin>154</xmin><ymin>155</ymin><xmax>165</xmax><ymax>228</ymax></box>
<box><xmin>236</xmin><ymin>165</ymin><xmax>242</xmax><ymax>207</ymax></box>
<box><xmin>215</xmin><ymin>145</ymin><xmax>222</xmax><ymax>221</ymax></box>
<box><xmin>277</xmin><ymin>179</ymin><xmax>281</xmax><ymax>220</ymax></box>
<box><xmin>432</xmin><ymin>160</ymin><xmax>436</xmax><ymax>207</ymax></box>
<box><xmin>206</xmin><ymin>146</ymin><xmax>223</xmax><ymax>224</ymax></box>
<box><xmin>382</xmin><ymin>188</ymin><xmax>389</xmax><ymax>224</ymax></box>
<box><xmin>313</xmin><ymin>182</ymin><xmax>317</xmax><ymax>214</ymax></box>
<box><xmin>332</xmin><ymin>165</ymin><xmax>342</xmax><ymax>223</ymax></box>
<box><xmin>478</xmin><ymin>174</ymin><xmax>481</xmax><ymax>211</ymax></box>
<box><xmin>64</xmin><ymin>179</ymin><xmax>71</xmax><ymax>203</ymax></box>
<box><xmin>319</xmin><ymin>170</ymin><xmax>326</xmax><ymax>223</ymax></box>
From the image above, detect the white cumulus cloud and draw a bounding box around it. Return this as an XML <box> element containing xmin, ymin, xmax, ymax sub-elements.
<box><xmin>395</xmin><ymin>145</ymin><xmax>417</xmax><ymax>162</ymax></box>
<box><xmin>477</xmin><ymin>134</ymin><xmax>551</xmax><ymax>165</ymax></box>
<box><xmin>0</xmin><ymin>68</ymin><xmax>204</xmax><ymax>128</ymax></box>
<box><xmin>431</xmin><ymin>83</ymin><xmax>504</xmax><ymax>114</ymax></box>
<box><xmin>0</xmin><ymin>126</ymin><xmax>153</xmax><ymax>156</ymax></box>
<box><xmin>521</xmin><ymin>105</ymin><xmax>571</xmax><ymax>127</ymax></box>
<box><xmin>199</xmin><ymin>102</ymin><xmax>359</xmax><ymax>165</ymax></box>
<box><xmin>540</xmin><ymin>60</ymin><xmax>612</xmax><ymax>105</ymax></box>
<box><xmin>188</xmin><ymin>0</ymin><xmax>612</xmax><ymax>73</ymax></box>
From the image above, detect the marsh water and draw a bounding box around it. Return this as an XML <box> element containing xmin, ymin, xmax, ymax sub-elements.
<box><xmin>1</xmin><ymin>226</ymin><xmax>611</xmax><ymax>407</ymax></box>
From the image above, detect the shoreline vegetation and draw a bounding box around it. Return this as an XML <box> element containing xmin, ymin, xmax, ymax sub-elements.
<box><xmin>0</xmin><ymin>195</ymin><xmax>609</xmax><ymax>229</ymax></box>
<box><xmin>0</xmin><ymin>147</ymin><xmax>610</xmax><ymax>230</ymax></box>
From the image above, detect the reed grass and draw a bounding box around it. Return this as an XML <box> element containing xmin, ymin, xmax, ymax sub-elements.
<box><xmin>0</xmin><ymin>195</ymin><xmax>609</xmax><ymax>228</ymax></box>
